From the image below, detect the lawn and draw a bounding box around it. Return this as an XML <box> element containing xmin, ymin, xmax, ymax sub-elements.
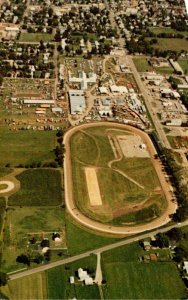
<box><xmin>9</xmin><ymin>169</ymin><xmax>62</xmax><ymax>206</ymax></box>
<box><xmin>0</xmin><ymin>130</ymin><xmax>56</xmax><ymax>167</ymax></box>
<box><xmin>5</xmin><ymin>273</ymin><xmax>47</xmax><ymax>300</ymax></box>
<box><xmin>102</xmin><ymin>243</ymin><xmax>186</xmax><ymax>299</ymax></box>
<box><xmin>19</xmin><ymin>33</ymin><xmax>52</xmax><ymax>42</ymax></box>
<box><xmin>70</xmin><ymin>126</ymin><xmax>166</xmax><ymax>225</ymax></box>
<box><xmin>46</xmin><ymin>256</ymin><xmax>100</xmax><ymax>299</ymax></box>
<box><xmin>1</xmin><ymin>206</ymin><xmax>65</xmax><ymax>272</ymax></box>
<box><xmin>150</xmin><ymin>38</ymin><xmax>188</xmax><ymax>51</ymax></box>
<box><xmin>103</xmin><ymin>262</ymin><xmax>186</xmax><ymax>299</ymax></box>
<box><xmin>65</xmin><ymin>214</ymin><xmax>120</xmax><ymax>256</ymax></box>
<box><xmin>178</xmin><ymin>58</ymin><xmax>188</xmax><ymax>74</ymax></box>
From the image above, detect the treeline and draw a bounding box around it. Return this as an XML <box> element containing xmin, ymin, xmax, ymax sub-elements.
<box><xmin>163</xmin><ymin>149</ymin><xmax>188</xmax><ymax>222</ymax></box>
<box><xmin>126</xmin><ymin>36</ymin><xmax>181</xmax><ymax>58</ymax></box>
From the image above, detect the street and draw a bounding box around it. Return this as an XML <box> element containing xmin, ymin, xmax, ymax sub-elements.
<box><xmin>9</xmin><ymin>219</ymin><xmax>188</xmax><ymax>281</ymax></box>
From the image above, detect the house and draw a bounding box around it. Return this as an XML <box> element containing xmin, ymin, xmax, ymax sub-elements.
<box><xmin>143</xmin><ymin>241</ymin><xmax>151</xmax><ymax>251</ymax></box>
<box><xmin>183</xmin><ymin>261</ymin><xmax>188</xmax><ymax>274</ymax></box>
<box><xmin>78</xmin><ymin>268</ymin><xmax>93</xmax><ymax>285</ymax></box>
<box><xmin>99</xmin><ymin>86</ymin><xmax>108</xmax><ymax>94</ymax></box>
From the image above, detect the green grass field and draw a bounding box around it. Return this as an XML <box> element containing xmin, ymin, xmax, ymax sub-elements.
<box><xmin>19</xmin><ymin>33</ymin><xmax>52</xmax><ymax>42</ymax></box>
<box><xmin>151</xmin><ymin>38</ymin><xmax>188</xmax><ymax>51</ymax></box>
<box><xmin>46</xmin><ymin>257</ymin><xmax>100</xmax><ymax>299</ymax></box>
<box><xmin>102</xmin><ymin>243</ymin><xmax>186</xmax><ymax>299</ymax></box>
<box><xmin>70</xmin><ymin>126</ymin><xmax>166</xmax><ymax>225</ymax></box>
<box><xmin>4</xmin><ymin>273</ymin><xmax>47</xmax><ymax>300</ymax></box>
<box><xmin>1</xmin><ymin>206</ymin><xmax>65</xmax><ymax>272</ymax></box>
<box><xmin>65</xmin><ymin>214</ymin><xmax>119</xmax><ymax>255</ymax></box>
<box><xmin>133</xmin><ymin>56</ymin><xmax>173</xmax><ymax>74</ymax></box>
<box><xmin>149</xmin><ymin>27</ymin><xmax>188</xmax><ymax>36</ymax></box>
<box><xmin>178</xmin><ymin>58</ymin><xmax>188</xmax><ymax>74</ymax></box>
<box><xmin>9</xmin><ymin>169</ymin><xmax>62</xmax><ymax>206</ymax></box>
<box><xmin>0</xmin><ymin>197</ymin><xmax>5</xmax><ymax>231</ymax></box>
<box><xmin>103</xmin><ymin>262</ymin><xmax>186</xmax><ymax>299</ymax></box>
<box><xmin>133</xmin><ymin>57</ymin><xmax>153</xmax><ymax>72</ymax></box>
<box><xmin>0</xmin><ymin>130</ymin><xmax>56</xmax><ymax>167</ymax></box>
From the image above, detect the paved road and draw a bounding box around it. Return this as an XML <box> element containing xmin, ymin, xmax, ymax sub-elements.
<box><xmin>9</xmin><ymin>219</ymin><xmax>188</xmax><ymax>281</ymax></box>
<box><xmin>127</xmin><ymin>56</ymin><xmax>171</xmax><ymax>149</ymax></box>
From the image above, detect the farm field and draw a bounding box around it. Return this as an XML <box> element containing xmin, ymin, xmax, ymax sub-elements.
<box><xmin>103</xmin><ymin>261</ymin><xmax>186</xmax><ymax>299</ymax></box>
<box><xmin>46</xmin><ymin>256</ymin><xmax>99</xmax><ymax>299</ymax></box>
<box><xmin>70</xmin><ymin>125</ymin><xmax>166</xmax><ymax>225</ymax></box>
<box><xmin>19</xmin><ymin>33</ymin><xmax>52</xmax><ymax>42</ymax></box>
<box><xmin>0</xmin><ymin>129</ymin><xmax>56</xmax><ymax>167</ymax></box>
<box><xmin>1</xmin><ymin>206</ymin><xmax>65</xmax><ymax>272</ymax></box>
<box><xmin>2</xmin><ymin>273</ymin><xmax>47</xmax><ymax>300</ymax></box>
<box><xmin>102</xmin><ymin>243</ymin><xmax>186</xmax><ymax>299</ymax></box>
<box><xmin>9</xmin><ymin>169</ymin><xmax>62</xmax><ymax>206</ymax></box>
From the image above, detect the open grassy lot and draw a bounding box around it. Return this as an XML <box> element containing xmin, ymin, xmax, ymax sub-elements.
<box><xmin>150</xmin><ymin>38</ymin><xmax>188</xmax><ymax>51</ymax></box>
<box><xmin>19</xmin><ymin>33</ymin><xmax>52</xmax><ymax>42</ymax></box>
<box><xmin>1</xmin><ymin>206</ymin><xmax>65</xmax><ymax>272</ymax></box>
<box><xmin>149</xmin><ymin>27</ymin><xmax>188</xmax><ymax>36</ymax></box>
<box><xmin>133</xmin><ymin>57</ymin><xmax>153</xmax><ymax>72</ymax></box>
<box><xmin>102</xmin><ymin>243</ymin><xmax>186</xmax><ymax>299</ymax></box>
<box><xmin>178</xmin><ymin>58</ymin><xmax>188</xmax><ymax>74</ymax></box>
<box><xmin>9</xmin><ymin>169</ymin><xmax>62</xmax><ymax>206</ymax></box>
<box><xmin>133</xmin><ymin>56</ymin><xmax>173</xmax><ymax>74</ymax></box>
<box><xmin>46</xmin><ymin>256</ymin><xmax>100</xmax><ymax>299</ymax></box>
<box><xmin>0</xmin><ymin>130</ymin><xmax>56</xmax><ymax>167</ymax></box>
<box><xmin>65</xmin><ymin>214</ymin><xmax>119</xmax><ymax>255</ymax></box>
<box><xmin>4</xmin><ymin>273</ymin><xmax>47</xmax><ymax>300</ymax></box>
<box><xmin>70</xmin><ymin>126</ymin><xmax>166</xmax><ymax>225</ymax></box>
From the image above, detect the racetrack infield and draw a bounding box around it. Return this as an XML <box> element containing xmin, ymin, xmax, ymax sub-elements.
<box><xmin>64</xmin><ymin>122</ymin><xmax>177</xmax><ymax>235</ymax></box>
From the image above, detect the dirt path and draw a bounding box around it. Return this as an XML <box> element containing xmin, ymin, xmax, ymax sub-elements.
<box><xmin>94</xmin><ymin>252</ymin><xmax>103</xmax><ymax>285</ymax></box>
<box><xmin>64</xmin><ymin>122</ymin><xmax>177</xmax><ymax>235</ymax></box>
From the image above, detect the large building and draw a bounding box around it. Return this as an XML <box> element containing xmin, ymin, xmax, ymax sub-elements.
<box><xmin>68</xmin><ymin>89</ymin><xmax>86</xmax><ymax>114</ymax></box>
<box><xmin>69</xmin><ymin>70</ymin><xmax>97</xmax><ymax>90</ymax></box>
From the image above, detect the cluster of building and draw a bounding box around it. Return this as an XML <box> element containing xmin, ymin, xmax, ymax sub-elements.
<box><xmin>70</xmin><ymin>268</ymin><xmax>94</xmax><ymax>286</ymax></box>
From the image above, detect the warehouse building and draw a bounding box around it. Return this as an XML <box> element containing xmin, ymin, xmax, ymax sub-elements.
<box><xmin>68</xmin><ymin>89</ymin><xmax>86</xmax><ymax>114</ymax></box>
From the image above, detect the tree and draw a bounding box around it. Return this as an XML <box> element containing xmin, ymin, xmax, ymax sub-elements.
<box><xmin>166</xmin><ymin>228</ymin><xmax>183</xmax><ymax>242</ymax></box>
<box><xmin>155</xmin><ymin>233</ymin><xmax>169</xmax><ymax>248</ymax></box>
<box><xmin>0</xmin><ymin>272</ymin><xmax>7</xmax><ymax>286</ymax></box>
<box><xmin>16</xmin><ymin>254</ymin><xmax>30</xmax><ymax>266</ymax></box>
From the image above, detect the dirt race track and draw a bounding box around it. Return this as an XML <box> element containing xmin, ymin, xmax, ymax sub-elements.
<box><xmin>64</xmin><ymin>122</ymin><xmax>177</xmax><ymax>235</ymax></box>
<box><xmin>0</xmin><ymin>181</ymin><xmax>15</xmax><ymax>193</ymax></box>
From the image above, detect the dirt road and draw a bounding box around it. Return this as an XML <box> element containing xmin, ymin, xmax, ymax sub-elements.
<box><xmin>63</xmin><ymin>122</ymin><xmax>177</xmax><ymax>235</ymax></box>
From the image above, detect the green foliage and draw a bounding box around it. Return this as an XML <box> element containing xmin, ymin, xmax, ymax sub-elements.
<box><xmin>0</xmin><ymin>272</ymin><xmax>7</xmax><ymax>286</ymax></box>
